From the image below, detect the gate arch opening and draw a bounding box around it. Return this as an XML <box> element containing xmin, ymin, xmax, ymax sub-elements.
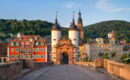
<box><xmin>61</xmin><ymin>52</ymin><xmax>68</xmax><ymax>64</ymax></box>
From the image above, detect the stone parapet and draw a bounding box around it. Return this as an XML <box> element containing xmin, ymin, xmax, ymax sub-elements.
<box><xmin>107</xmin><ymin>60</ymin><xmax>130</xmax><ymax>80</ymax></box>
<box><xmin>0</xmin><ymin>61</ymin><xmax>22</xmax><ymax>80</ymax></box>
<box><xmin>75</xmin><ymin>59</ymin><xmax>130</xmax><ymax>80</ymax></box>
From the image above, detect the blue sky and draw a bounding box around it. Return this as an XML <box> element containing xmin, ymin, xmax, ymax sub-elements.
<box><xmin>0</xmin><ymin>0</ymin><xmax>130</xmax><ymax>27</ymax></box>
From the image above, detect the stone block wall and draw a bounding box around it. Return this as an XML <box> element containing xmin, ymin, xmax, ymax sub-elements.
<box><xmin>0</xmin><ymin>61</ymin><xmax>22</xmax><ymax>80</ymax></box>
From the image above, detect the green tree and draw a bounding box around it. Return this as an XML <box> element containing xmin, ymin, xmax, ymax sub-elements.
<box><xmin>119</xmin><ymin>53</ymin><xmax>127</xmax><ymax>62</ymax></box>
<box><xmin>102</xmin><ymin>52</ymin><xmax>109</xmax><ymax>59</ymax></box>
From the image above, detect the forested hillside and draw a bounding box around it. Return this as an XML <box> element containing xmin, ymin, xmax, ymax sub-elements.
<box><xmin>0</xmin><ymin>19</ymin><xmax>53</xmax><ymax>40</ymax></box>
<box><xmin>0</xmin><ymin>19</ymin><xmax>53</xmax><ymax>35</ymax></box>
<box><xmin>84</xmin><ymin>20</ymin><xmax>130</xmax><ymax>42</ymax></box>
<box><xmin>0</xmin><ymin>19</ymin><xmax>130</xmax><ymax>42</ymax></box>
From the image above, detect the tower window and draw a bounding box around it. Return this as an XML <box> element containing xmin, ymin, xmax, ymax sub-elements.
<box><xmin>74</xmin><ymin>39</ymin><xmax>76</xmax><ymax>41</ymax></box>
<box><xmin>53</xmin><ymin>39</ymin><xmax>56</xmax><ymax>41</ymax></box>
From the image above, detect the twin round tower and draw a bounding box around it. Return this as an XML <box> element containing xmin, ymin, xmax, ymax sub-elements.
<box><xmin>51</xmin><ymin>11</ymin><xmax>84</xmax><ymax>64</ymax></box>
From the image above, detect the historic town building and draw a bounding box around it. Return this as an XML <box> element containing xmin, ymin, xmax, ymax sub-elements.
<box><xmin>79</xmin><ymin>30</ymin><xmax>125</xmax><ymax>61</ymax></box>
<box><xmin>7</xmin><ymin>34</ymin><xmax>48</xmax><ymax>62</ymax></box>
<box><xmin>123</xmin><ymin>43</ymin><xmax>130</xmax><ymax>54</ymax></box>
<box><xmin>51</xmin><ymin>11</ymin><xmax>84</xmax><ymax>64</ymax></box>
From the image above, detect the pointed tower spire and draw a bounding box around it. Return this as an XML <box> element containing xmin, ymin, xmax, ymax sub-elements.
<box><xmin>77</xmin><ymin>9</ymin><xmax>84</xmax><ymax>45</ymax></box>
<box><xmin>55</xmin><ymin>11</ymin><xmax>58</xmax><ymax>25</ymax></box>
<box><xmin>78</xmin><ymin>9</ymin><xmax>81</xmax><ymax>17</ymax></box>
<box><xmin>72</xmin><ymin>11</ymin><xmax>75</xmax><ymax>23</ymax></box>
<box><xmin>69</xmin><ymin>11</ymin><xmax>77</xmax><ymax>30</ymax></box>
<box><xmin>77</xmin><ymin>9</ymin><xmax>82</xmax><ymax>24</ymax></box>
<box><xmin>52</xmin><ymin>11</ymin><xmax>61</xmax><ymax>30</ymax></box>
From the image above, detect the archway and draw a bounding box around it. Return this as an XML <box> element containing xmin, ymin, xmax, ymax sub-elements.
<box><xmin>61</xmin><ymin>52</ymin><xmax>68</xmax><ymax>64</ymax></box>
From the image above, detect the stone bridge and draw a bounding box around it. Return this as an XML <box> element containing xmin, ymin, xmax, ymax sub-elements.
<box><xmin>18</xmin><ymin>65</ymin><xmax>117</xmax><ymax>80</ymax></box>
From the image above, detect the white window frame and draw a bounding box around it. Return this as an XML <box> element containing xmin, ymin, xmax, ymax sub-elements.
<box><xmin>15</xmin><ymin>48</ymin><xmax>19</xmax><ymax>52</ymax></box>
<box><xmin>11</xmin><ymin>48</ymin><xmax>14</xmax><ymax>52</ymax></box>
<box><xmin>41</xmin><ymin>55</ymin><xmax>44</xmax><ymax>58</ymax></box>
<box><xmin>35</xmin><ymin>48</ymin><xmax>39</xmax><ymax>52</ymax></box>
<box><xmin>35</xmin><ymin>55</ymin><xmax>39</xmax><ymax>59</ymax></box>
<box><xmin>41</xmin><ymin>48</ymin><xmax>44</xmax><ymax>52</ymax></box>
<box><xmin>31</xmin><ymin>48</ymin><xmax>34</xmax><ymax>52</ymax></box>
<box><xmin>26</xmin><ymin>48</ymin><xmax>29</xmax><ymax>52</ymax></box>
<box><xmin>26</xmin><ymin>42</ymin><xmax>29</xmax><ymax>45</ymax></box>
<box><xmin>41</xmin><ymin>42</ymin><xmax>44</xmax><ymax>46</ymax></box>
<box><xmin>11</xmin><ymin>55</ymin><xmax>14</xmax><ymax>59</ymax></box>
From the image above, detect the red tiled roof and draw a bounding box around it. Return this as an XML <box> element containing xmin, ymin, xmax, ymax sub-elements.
<box><xmin>8</xmin><ymin>35</ymin><xmax>47</xmax><ymax>46</ymax></box>
<box><xmin>10</xmin><ymin>35</ymin><xmax>45</xmax><ymax>42</ymax></box>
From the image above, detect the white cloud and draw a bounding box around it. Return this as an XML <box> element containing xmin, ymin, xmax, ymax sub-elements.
<box><xmin>66</xmin><ymin>2</ymin><xmax>75</xmax><ymax>8</ymax></box>
<box><xmin>95</xmin><ymin>0</ymin><xmax>130</xmax><ymax>13</ymax></box>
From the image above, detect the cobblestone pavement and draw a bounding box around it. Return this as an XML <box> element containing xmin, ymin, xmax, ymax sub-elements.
<box><xmin>18</xmin><ymin>65</ymin><xmax>117</xmax><ymax>80</ymax></box>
